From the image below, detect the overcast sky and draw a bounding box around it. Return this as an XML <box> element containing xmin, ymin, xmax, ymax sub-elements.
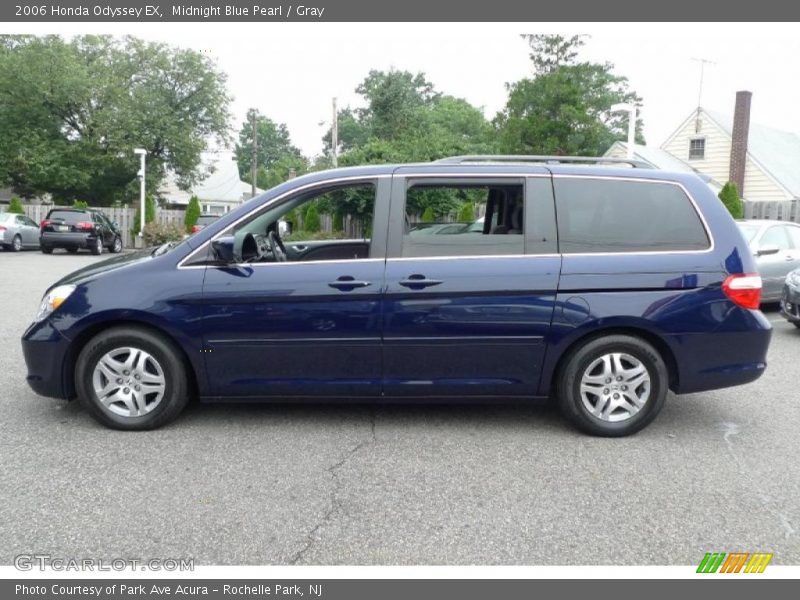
<box><xmin>8</xmin><ymin>22</ymin><xmax>800</xmax><ymax>157</ymax></box>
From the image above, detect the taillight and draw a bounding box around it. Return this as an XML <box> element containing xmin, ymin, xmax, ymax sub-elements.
<box><xmin>191</xmin><ymin>225</ymin><xmax>201</xmax><ymax>233</ymax></box>
<box><xmin>722</xmin><ymin>273</ymin><xmax>762</xmax><ymax>309</ymax></box>
<box><xmin>76</xmin><ymin>221</ymin><xmax>94</xmax><ymax>231</ymax></box>
<box><xmin>0</xmin><ymin>225</ymin><xmax>6</xmax><ymax>232</ymax></box>
<box><xmin>40</xmin><ymin>219</ymin><xmax>50</xmax><ymax>229</ymax></box>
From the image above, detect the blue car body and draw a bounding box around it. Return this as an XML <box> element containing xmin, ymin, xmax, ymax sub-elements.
<box><xmin>22</xmin><ymin>162</ymin><xmax>772</xmax><ymax>407</ymax></box>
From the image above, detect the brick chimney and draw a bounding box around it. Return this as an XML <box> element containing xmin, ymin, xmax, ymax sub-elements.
<box><xmin>729</xmin><ymin>90</ymin><xmax>752</xmax><ymax>196</ymax></box>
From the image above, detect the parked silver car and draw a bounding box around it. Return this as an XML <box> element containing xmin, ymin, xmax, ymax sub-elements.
<box><xmin>0</xmin><ymin>212</ymin><xmax>40</xmax><ymax>251</ymax></box>
<box><xmin>737</xmin><ymin>219</ymin><xmax>800</xmax><ymax>302</ymax></box>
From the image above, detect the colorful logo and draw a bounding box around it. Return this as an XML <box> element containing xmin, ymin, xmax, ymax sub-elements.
<box><xmin>697</xmin><ymin>552</ymin><xmax>773</xmax><ymax>573</ymax></box>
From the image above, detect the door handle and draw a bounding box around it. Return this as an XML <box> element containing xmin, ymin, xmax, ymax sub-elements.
<box><xmin>328</xmin><ymin>276</ymin><xmax>371</xmax><ymax>291</ymax></box>
<box><xmin>398</xmin><ymin>274</ymin><xmax>444</xmax><ymax>289</ymax></box>
<box><xmin>291</xmin><ymin>244</ymin><xmax>308</xmax><ymax>253</ymax></box>
<box><xmin>785</xmin><ymin>255</ymin><xmax>795</xmax><ymax>261</ymax></box>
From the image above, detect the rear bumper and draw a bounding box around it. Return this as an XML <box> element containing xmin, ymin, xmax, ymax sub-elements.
<box><xmin>40</xmin><ymin>232</ymin><xmax>96</xmax><ymax>248</ymax></box>
<box><xmin>21</xmin><ymin>320</ymin><xmax>72</xmax><ymax>400</ymax></box>
<box><xmin>669</xmin><ymin>309</ymin><xmax>772</xmax><ymax>394</ymax></box>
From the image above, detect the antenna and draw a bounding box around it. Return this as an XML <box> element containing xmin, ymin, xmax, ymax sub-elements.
<box><xmin>691</xmin><ymin>57</ymin><xmax>717</xmax><ymax>132</ymax></box>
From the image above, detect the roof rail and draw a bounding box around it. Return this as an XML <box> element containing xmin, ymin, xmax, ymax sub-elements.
<box><xmin>434</xmin><ymin>155</ymin><xmax>654</xmax><ymax>169</ymax></box>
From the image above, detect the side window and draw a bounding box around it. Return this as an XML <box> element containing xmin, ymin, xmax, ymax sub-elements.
<box><xmin>230</xmin><ymin>182</ymin><xmax>377</xmax><ymax>263</ymax></box>
<box><xmin>786</xmin><ymin>226</ymin><xmax>800</xmax><ymax>249</ymax></box>
<box><xmin>689</xmin><ymin>138</ymin><xmax>705</xmax><ymax>160</ymax></box>
<box><xmin>400</xmin><ymin>183</ymin><xmax>524</xmax><ymax>258</ymax></box>
<box><xmin>554</xmin><ymin>178</ymin><xmax>710</xmax><ymax>254</ymax></box>
<box><xmin>760</xmin><ymin>226</ymin><xmax>791</xmax><ymax>250</ymax></box>
<box><xmin>24</xmin><ymin>216</ymin><xmax>37</xmax><ymax>227</ymax></box>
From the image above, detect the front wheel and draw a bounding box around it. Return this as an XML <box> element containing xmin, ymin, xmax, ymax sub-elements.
<box><xmin>75</xmin><ymin>327</ymin><xmax>190</xmax><ymax>430</ymax></box>
<box><xmin>556</xmin><ymin>334</ymin><xmax>668</xmax><ymax>437</ymax></box>
<box><xmin>110</xmin><ymin>236</ymin><xmax>123</xmax><ymax>253</ymax></box>
<box><xmin>11</xmin><ymin>235</ymin><xmax>22</xmax><ymax>252</ymax></box>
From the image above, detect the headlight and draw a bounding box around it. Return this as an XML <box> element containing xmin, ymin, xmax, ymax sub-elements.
<box><xmin>787</xmin><ymin>271</ymin><xmax>800</xmax><ymax>287</ymax></box>
<box><xmin>34</xmin><ymin>284</ymin><xmax>76</xmax><ymax>322</ymax></box>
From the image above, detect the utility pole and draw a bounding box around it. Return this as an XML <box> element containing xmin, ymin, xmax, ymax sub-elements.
<box><xmin>691</xmin><ymin>57</ymin><xmax>716</xmax><ymax>133</ymax></box>
<box><xmin>331</xmin><ymin>97</ymin><xmax>338</xmax><ymax>168</ymax></box>
<box><xmin>250</xmin><ymin>109</ymin><xmax>258</xmax><ymax>198</ymax></box>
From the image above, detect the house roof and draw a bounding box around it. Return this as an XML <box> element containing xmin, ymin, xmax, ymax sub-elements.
<box><xmin>159</xmin><ymin>152</ymin><xmax>259</xmax><ymax>206</ymax></box>
<box><xmin>699</xmin><ymin>109</ymin><xmax>800</xmax><ymax>199</ymax></box>
<box><xmin>603</xmin><ymin>141</ymin><xmax>723</xmax><ymax>192</ymax></box>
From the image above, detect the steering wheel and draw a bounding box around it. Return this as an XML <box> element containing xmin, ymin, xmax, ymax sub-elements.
<box><xmin>267</xmin><ymin>230</ymin><xmax>287</xmax><ymax>262</ymax></box>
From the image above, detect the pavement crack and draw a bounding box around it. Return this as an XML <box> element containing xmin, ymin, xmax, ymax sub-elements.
<box><xmin>289</xmin><ymin>409</ymin><xmax>377</xmax><ymax>565</ymax></box>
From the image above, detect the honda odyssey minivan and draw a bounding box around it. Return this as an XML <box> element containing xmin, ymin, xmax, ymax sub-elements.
<box><xmin>21</xmin><ymin>156</ymin><xmax>772</xmax><ymax>436</ymax></box>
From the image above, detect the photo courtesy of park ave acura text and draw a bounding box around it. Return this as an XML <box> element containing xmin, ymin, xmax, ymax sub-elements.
<box><xmin>0</xmin><ymin>12</ymin><xmax>798</xmax><ymax>579</ymax></box>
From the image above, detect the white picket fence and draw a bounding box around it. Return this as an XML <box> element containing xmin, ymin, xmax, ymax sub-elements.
<box><xmin>743</xmin><ymin>200</ymin><xmax>800</xmax><ymax>223</ymax></box>
<box><xmin>22</xmin><ymin>205</ymin><xmax>186</xmax><ymax>248</ymax></box>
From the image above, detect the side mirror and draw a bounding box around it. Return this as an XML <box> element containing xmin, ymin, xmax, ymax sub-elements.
<box><xmin>211</xmin><ymin>235</ymin><xmax>239</xmax><ymax>263</ymax></box>
<box><xmin>756</xmin><ymin>244</ymin><xmax>780</xmax><ymax>257</ymax></box>
<box><xmin>278</xmin><ymin>219</ymin><xmax>292</xmax><ymax>237</ymax></box>
<box><xmin>112</xmin><ymin>221</ymin><xmax>118</xmax><ymax>228</ymax></box>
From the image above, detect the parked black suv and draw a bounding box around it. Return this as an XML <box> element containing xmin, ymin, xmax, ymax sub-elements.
<box><xmin>40</xmin><ymin>208</ymin><xmax>123</xmax><ymax>255</ymax></box>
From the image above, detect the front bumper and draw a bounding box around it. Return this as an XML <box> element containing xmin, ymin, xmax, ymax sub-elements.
<box><xmin>21</xmin><ymin>319</ymin><xmax>73</xmax><ymax>400</ymax></box>
<box><xmin>780</xmin><ymin>283</ymin><xmax>800</xmax><ymax>323</ymax></box>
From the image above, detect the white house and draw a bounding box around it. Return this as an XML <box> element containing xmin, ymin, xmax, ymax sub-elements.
<box><xmin>159</xmin><ymin>151</ymin><xmax>259</xmax><ymax>215</ymax></box>
<box><xmin>607</xmin><ymin>91</ymin><xmax>800</xmax><ymax>203</ymax></box>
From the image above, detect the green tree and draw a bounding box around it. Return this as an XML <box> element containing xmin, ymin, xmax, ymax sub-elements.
<box><xmin>7</xmin><ymin>196</ymin><xmax>23</xmax><ymax>213</ymax></box>
<box><xmin>0</xmin><ymin>35</ymin><xmax>231</xmax><ymax>204</ymax></box>
<box><xmin>458</xmin><ymin>202</ymin><xmax>475</xmax><ymax>222</ymax></box>
<box><xmin>304</xmin><ymin>203</ymin><xmax>321</xmax><ymax>233</ymax></box>
<box><xmin>494</xmin><ymin>34</ymin><xmax>644</xmax><ymax>156</ymax></box>
<box><xmin>236</xmin><ymin>110</ymin><xmax>304</xmax><ymax>181</ymax></box>
<box><xmin>184</xmin><ymin>195</ymin><xmax>201</xmax><ymax>232</ymax></box>
<box><xmin>72</xmin><ymin>199</ymin><xmax>88</xmax><ymax>208</ymax></box>
<box><xmin>254</xmin><ymin>154</ymin><xmax>309</xmax><ymax>191</ymax></box>
<box><xmin>421</xmin><ymin>207</ymin><xmax>436</xmax><ymax>223</ymax></box>
<box><xmin>718</xmin><ymin>181</ymin><xmax>744</xmax><ymax>219</ymax></box>
<box><xmin>332</xmin><ymin>209</ymin><xmax>344</xmax><ymax>232</ymax></box>
<box><xmin>132</xmin><ymin>195</ymin><xmax>157</xmax><ymax>237</ymax></box>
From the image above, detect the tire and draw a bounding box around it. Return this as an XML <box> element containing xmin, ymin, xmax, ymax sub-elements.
<box><xmin>556</xmin><ymin>334</ymin><xmax>668</xmax><ymax>437</ymax></box>
<box><xmin>90</xmin><ymin>237</ymin><xmax>103</xmax><ymax>255</ymax></box>
<box><xmin>110</xmin><ymin>236</ymin><xmax>123</xmax><ymax>253</ymax></box>
<box><xmin>793</xmin><ymin>322</ymin><xmax>800</xmax><ymax>329</ymax></box>
<box><xmin>11</xmin><ymin>235</ymin><xmax>22</xmax><ymax>252</ymax></box>
<box><xmin>67</xmin><ymin>247</ymin><xmax>79</xmax><ymax>254</ymax></box>
<box><xmin>41</xmin><ymin>245</ymin><xmax>53</xmax><ymax>254</ymax></box>
<box><xmin>75</xmin><ymin>326</ymin><xmax>190</xmax><ymax>430</ymax></box>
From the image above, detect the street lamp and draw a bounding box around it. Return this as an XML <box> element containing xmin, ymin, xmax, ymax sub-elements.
<box><xmin>611</xmin><ymin>103</ymin><xmax>637</xmax><ymax>160</ymax></box>
<box><xmin>133</xmin><ymin>148</ymin><xmax>147</xmax><ymax>238</ymax></box>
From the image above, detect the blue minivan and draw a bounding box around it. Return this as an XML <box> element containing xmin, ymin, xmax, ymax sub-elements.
<box><xmin>21</xmin><ymin>156</ymin><xmax>772</xmax><ymax>436</ymax></box>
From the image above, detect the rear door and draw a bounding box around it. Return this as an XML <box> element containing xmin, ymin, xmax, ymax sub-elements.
<box><xmin>16</xmin><ymin>215</ymin><xmax>38</xmax><ymax>246</ymax></box>
<box><xmin>757</xmin><ymin>224</ymin><xmax>797</xmax><ymax>300</ymax></box>
<box><xmin>381</xmin><ymin>168</ymin><xmax>560</xmax><ymax>397</ymax></box>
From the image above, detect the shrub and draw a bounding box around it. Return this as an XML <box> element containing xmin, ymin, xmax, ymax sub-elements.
<box><xmin>7</xmin><ymin>196</ymin><xmax>24</xmax><ymax>214</ymax></box>
<box><xmin>285</xmin><ymin>229</ymin><xmax>350</xmax><ymax>242</ymax></box>
<box><xmin>718</xmin><ymin>181</ymin><xmax>744</xmax><ymax>219</ymax></box>
<box><xmin>421</xmin><ymin>207</ymin><xmax>436</xmax><ymax>223</ymax></box>
<box><xmin>131</xmin><ymin>195</ymin><xmax>157</xmax><ymax>237</ymax></box>
<box><xmin>72</xmin><ymin>199</ymin><xmax>89</xmax><ymax>209</ymax></box>
<box><xmin>304</xmin><ymin>203</ymin><xmax>321</xmax><ymax>233</ymax></box>
<box><xmin>184</xmin><ymin>195</ymin><xmax>201</xmax><ymax>233</ymax></box>
<box><xmin>142</xmin><ymin>221</ymin><xmax>185</xmax><ymax>246</ymax></box>
<box><xmin>458</xmin><ymin>202</ymin><xmax>475</xmax><ymax>222</ymax></box>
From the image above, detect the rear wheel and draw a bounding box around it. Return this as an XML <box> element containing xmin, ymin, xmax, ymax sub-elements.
<box><xmin>557</xmin><ymin>334</ymin><xmax>668</xmax><ymax>437</ymax></box>
<box><xmin>41</xmin><ymin>245</ymin><xmax>53</xmax><ymax>254</ymax></box>
<box><xmin>75</xmin><ymin>327</ymin><xmax>190</xmax><ymax>430</ymax></box>
<box><xmin>90</xmin><ymin>237</ymin><xmax>103</xmax><ymax>255</ymax></box>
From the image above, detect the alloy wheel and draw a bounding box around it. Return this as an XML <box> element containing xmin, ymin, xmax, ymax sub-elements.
<box><xmin>91</xmin><ymin>347</ymin><xmax>166</xmax><ymax>418</ymax></box>
<box><xmin>579</xmin><ymin>352</ymin><xmax>651</xmax><ymax>422</ymax></box>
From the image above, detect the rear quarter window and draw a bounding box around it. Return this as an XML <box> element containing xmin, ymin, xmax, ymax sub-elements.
<box><xmin>554</xmin><ymin>178</ymin><xmax>710</xmax><ymax>253</ymax></box>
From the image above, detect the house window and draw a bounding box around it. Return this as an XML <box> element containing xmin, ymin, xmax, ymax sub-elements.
<box><xmin>689</xmin><ymin>138</ymin><xmax>705</xmax><ymax>160</ymax></box>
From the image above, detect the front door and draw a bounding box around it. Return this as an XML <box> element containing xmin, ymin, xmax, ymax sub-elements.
<box><xmin>381</xmin><ymin>170</ymin><xmax>561</xmax><ymax>397</ymax></box>
<box><xmin>199</xmin><ymin>177</ymin><xmax>390</xmax><ymax>398</ymax></box>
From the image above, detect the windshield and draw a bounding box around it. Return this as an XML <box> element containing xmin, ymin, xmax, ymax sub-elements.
<box><xmin>737</xmin><ymin>223</ymin><xmax>761</xmax><ymax>244</ymax></box>
<box><xmin>47</xmin><ymin>210</ymin><xmax>88</xmax><ymax>224</ymax></box>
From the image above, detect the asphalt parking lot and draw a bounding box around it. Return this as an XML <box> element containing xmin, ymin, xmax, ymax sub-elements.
<box><xmin>1</xmin><ymin>250</ymin><xmax>798</xmax><ymax>565</ymax></box>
